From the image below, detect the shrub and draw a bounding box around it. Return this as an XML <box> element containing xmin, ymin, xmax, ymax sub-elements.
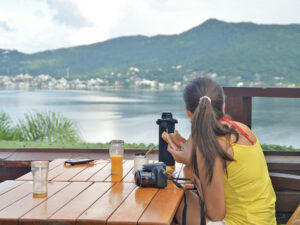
<box><xmin>15</xmin><ymin>111</ymin><xmax>81</xmax><ymax>143</ymax></box>
<box><xmin>0</xmin><ymin>111</ymin><xmax>14</xmax><ymax>140</ymax></box>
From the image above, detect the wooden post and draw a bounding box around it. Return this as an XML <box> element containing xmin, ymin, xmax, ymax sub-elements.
<box><xmin>225</xmin><ymin>95</ymin><xmax>252</xmax><ymax>128</ymax></box>
<box><xmin>223</xmin><ymin>86</ymin><xmax>300</xmax><ymax>128</ymax></box>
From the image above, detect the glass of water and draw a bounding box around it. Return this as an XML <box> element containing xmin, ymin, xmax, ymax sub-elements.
<box><xmin>31</xmin><ymin>161</ymin><xmax>49</xmax><ymax>198</ymax></box>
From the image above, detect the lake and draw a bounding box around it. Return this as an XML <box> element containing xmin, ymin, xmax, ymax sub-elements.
<box><xmin>0</xmin><ymin>89</ymin><xmax>299</xmax><ymax>148</ymax></box>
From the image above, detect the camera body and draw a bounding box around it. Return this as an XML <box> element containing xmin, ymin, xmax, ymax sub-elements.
<box><xmin>135</xmin><ymin>162</ymin><xmax>168</xmax><ymax>188</ymax></box>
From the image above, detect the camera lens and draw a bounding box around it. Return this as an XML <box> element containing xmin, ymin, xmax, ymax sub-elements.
<box><xmin>135</xmin><ymin>170</ymin><xmax>142</xmax><ymax>186</ymax></box>
<box><xmin>135</xmin><ymin>171</ymin><xmax>156</xmax><ymax>187</ymax></box>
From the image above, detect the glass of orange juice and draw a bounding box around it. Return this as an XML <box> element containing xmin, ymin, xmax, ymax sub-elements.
<box><xmin>109</xmin><ymin>140</ymin><xmax>124</xmax><ymax>175</ymax></box>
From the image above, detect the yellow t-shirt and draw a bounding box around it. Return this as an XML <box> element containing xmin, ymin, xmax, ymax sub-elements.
<box><xmin>223</xmin><ymin>138</ymin><xmax>277</xmax><ymax>225</ymax></box>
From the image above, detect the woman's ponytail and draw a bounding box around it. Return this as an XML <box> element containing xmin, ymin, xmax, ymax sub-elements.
<box><xmin>184</xmin><ymin>77</ymin><xmax>238</xmax><ymax>184</ymax></box>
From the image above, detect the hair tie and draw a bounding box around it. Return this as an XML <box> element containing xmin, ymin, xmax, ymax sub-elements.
<box><xmin>199</xmin><ymin>96</ymin><xmax>211</xmax><ymax>104</ymax></box>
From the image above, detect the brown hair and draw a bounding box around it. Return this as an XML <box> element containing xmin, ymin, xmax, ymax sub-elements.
<box><xmin>183</xmin><ymin>77</ymin><xmax>238</xmax><ymax>184</ymax></box>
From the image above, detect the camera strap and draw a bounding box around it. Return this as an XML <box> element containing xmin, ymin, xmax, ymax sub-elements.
<box><xmin>168</xmin><ymin>176</ymin><xmax>206</xmax><ymax>225</ymax></box>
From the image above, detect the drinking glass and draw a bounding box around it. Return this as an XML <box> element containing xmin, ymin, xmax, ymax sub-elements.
<box><xmin>31</xmin><ymin>161</ymin><xmax>49</xmax><ymax>198</ymax></box>
<box><xmin>134</xmin><ymin>153</ymin><xmax>149</xmax><ymax>173</ymax></box>
<box><xmin>109</xmin><ymin>140</ymin><xmax>124</xmax><ymax>175</ymax></box>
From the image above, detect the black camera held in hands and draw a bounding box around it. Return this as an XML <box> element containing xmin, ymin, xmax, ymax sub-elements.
<box><xmin>134</xmin><ymin>162</ymin><xmax>168</xmax><ymax>188</ymax></box>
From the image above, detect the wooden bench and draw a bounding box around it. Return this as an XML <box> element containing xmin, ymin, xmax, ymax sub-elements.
<box><xmin>269</xmin><ymin>172</ymin><xmax>300</xmax><ymax>223</ymax></box>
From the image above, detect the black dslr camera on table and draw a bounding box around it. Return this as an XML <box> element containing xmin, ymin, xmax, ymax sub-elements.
<box><xmin>134</xmin><ymin>162</ymin><xmax>168</xmax><ymax>188</ymax></box>
<box><xmin>134</xmin><ymin>161</ymin><xmax>206</xmax><ymax>225</ymax></box>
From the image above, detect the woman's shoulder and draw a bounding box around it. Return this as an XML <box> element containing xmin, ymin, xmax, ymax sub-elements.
<box><xmin>225</xmin><ymin>120</ymin><xmax>257</xmax><ymax>146</ymax></box>
<box><xmin>217</xmin><ymin>136</ymin><xmax>234</xmax><ymax>159</ymax></box>
<box><xmin>233</xmin><ymin>121</ymin><xmax>250</xmax><ymax>131</ymax></box>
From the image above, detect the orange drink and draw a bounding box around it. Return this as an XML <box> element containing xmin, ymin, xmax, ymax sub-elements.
<box><xmin>110</xmin><ymin>155</ymin><xmax>123</xmax><ymax>175</ymax></box>
<box><xmin>109</xmin><ymin>140</ymin><xmax>124</xmax><ymax>176</ymax></box>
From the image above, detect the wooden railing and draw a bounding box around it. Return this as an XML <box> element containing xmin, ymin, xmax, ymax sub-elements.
<box><xmin>223</xmin><ymin>87</ymin><xmax>300</xmax><ymax>128</ymax></box>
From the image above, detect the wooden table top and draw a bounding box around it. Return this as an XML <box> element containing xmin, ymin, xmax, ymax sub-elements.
<box><xmin>0</xmin><ymin>158</ymin><xmax>185</xmax><ymax>225</ymax></box>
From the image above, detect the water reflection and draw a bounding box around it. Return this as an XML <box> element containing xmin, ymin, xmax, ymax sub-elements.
<box><xmin>0</xmin><ymin>89</ymin><xmax>299</xmax><ymax>148</ymax></box>
<box><xmin>252</xmin><ymin>97</ymin><xmax>300</xmax><ymax>148</ymax></box>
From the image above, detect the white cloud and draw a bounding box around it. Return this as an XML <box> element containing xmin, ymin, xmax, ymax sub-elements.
<box><xmin>0</xmin><ymin>21</ymin><xmax>15</xmax><ymax>32</ymax></box>
<box><xmin>45</xmin><ymin>0</ymin><xmax>92</xmax><ymax>28</ymax></box>
<box><xmin>0</xmin><ymin>0</ymin><xmax>299</xmax><ymax>53</ymax></box>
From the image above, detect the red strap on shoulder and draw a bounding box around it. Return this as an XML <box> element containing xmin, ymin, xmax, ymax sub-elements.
<box><xmin>219</xmin><ymin>117</ymin><xmax>255</xmax><ymax>145</ymax></box>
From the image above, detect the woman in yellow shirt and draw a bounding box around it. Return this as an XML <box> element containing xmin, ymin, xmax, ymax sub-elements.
<box><xmin>167</xmin><ymin>77</ymin><xmax>276</xmax><ymax>225</ymax></box>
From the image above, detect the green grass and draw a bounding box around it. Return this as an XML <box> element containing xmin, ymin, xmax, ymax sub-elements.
<box><xmin>261</xmin><ymin>144</ymin><xmax>300</xmax><ymax>151</ymax></box>
<box><xmin>0</xmin><ymin>140</ymin><xmax>299</xmax><ymax>151</ymax></box>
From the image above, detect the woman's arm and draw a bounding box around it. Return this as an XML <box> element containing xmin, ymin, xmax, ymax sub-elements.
<box><xmin>197</xmin><ymin>151</ymin><xmax>226</xmax><ymax>221</ymax></box>
<box><xmin>167</xmin><ymin>134</ymin><xmax>226</xmax><ymax>220</ymax></box>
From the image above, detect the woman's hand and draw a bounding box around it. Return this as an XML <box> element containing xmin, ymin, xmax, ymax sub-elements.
<box><xmin>167</xmin><ymin>134</ymin><xmax>191</xmax><ymax>165</ymax></box>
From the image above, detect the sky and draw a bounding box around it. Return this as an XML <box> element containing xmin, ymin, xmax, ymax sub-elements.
<box><xmin>0</xmin><ymin>0</ymin><xmax>300</xmax><ymax>53</ymax></box>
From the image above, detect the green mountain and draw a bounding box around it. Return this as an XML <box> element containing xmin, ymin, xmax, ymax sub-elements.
<box><xmin>1</xmin><ymin>19</ymin><xmax>300</xmax><ymax>85</ymax></box>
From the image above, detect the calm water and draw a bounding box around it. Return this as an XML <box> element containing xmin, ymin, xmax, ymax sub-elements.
<box><xmin>0</xmin><ymin>89</ymin><xmax>299</xmax><ymax>148</ymax></box>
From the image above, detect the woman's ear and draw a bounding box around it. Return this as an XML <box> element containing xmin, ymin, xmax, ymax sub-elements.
<box><xmin>222</xmin><ymin>103</ymin><xmax>226</xmax><ymax>113</ymax></box>
<box><xmin>185</xmin><ymin>109</ymin><xmax>193</xmax><ymax>118</ymax></box>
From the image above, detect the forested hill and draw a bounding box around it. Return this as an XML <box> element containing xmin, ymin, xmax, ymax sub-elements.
<box><xmin>1</xmin><ymin>19</ymin><xmax>300</xmax><ymax>84</ymax></box>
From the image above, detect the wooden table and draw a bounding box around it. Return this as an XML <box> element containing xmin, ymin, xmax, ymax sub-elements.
<box><xmin>0</xmin><ymin>159</ymin><xmax>185</xmax><ymax>225</ymax></box>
